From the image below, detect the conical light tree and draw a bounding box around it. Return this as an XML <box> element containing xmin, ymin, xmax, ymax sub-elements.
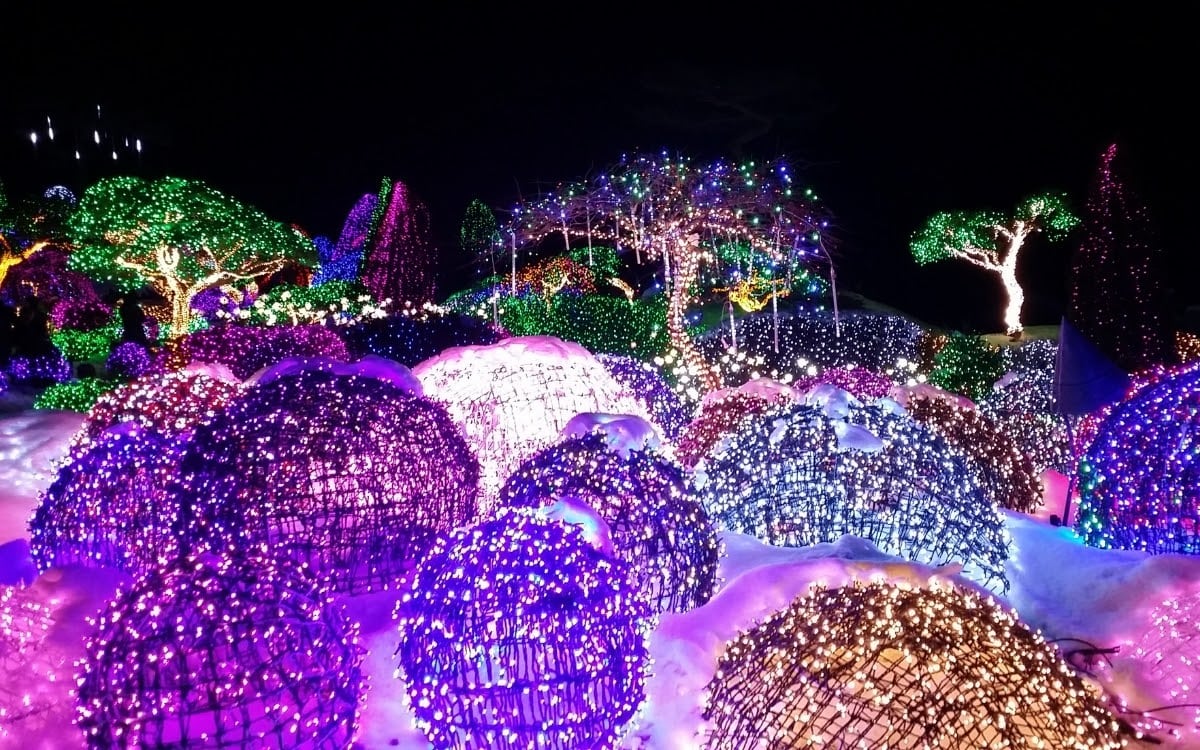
<box><xmin>505</xmin><ymin>152</ymin><xmax>830</xmax><ymax>392</ymax></box>
<box><xmin>911</xmin><ymin>193</ymin><xmax>1079</xmax><ymax>338</ymax></box>
<box><xmin>1068</xmin><ymin>144</ymin><xmax>1177</xmax><ymax>373</ymax></box>
<box><xmin>66</xmin><ymin>176</ymin><xmax>317</xmax><ymax>338</ymax></box>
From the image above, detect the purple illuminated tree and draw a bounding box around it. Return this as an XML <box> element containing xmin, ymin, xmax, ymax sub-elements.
<box><xmin>359</xmin><ymin>178</ymin><xmax>438</xmax><ymax>308</ymax></box>
<box><xmin>911</xmin><ymin>193</ymin><xmax>1080</xmax><ymax>338</ymax></box>
<box><xmin>1067</xmin><ymin>144</ymin><xmax>1177</xmax><ymax>373</ymax></box>
<box><xmin>65</xmin><ymin>176</ymin><xmax>317</xmax><ymax>338</ymax></box>
<box><xmin>506</xmin><ymin>153</ymin><xmax>830</xmax><ymax>391</ymax></box>
<box><xmin>314</xmin><ymin>191</ymin><xmax>378</xmax><ymax>286</ymax></box>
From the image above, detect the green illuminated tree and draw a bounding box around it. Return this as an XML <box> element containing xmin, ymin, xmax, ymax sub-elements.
<box><xmin>910</xmin><ymin>193</ymin><xmax>1079</xmax><ymax>338</ymax></box>
<box><xmin>460</xmin><ymin>198</ymin><xmax>500</xmax><ymax>280</ymax></box>
<box><xmin>66</xmin><ymin>176</ymin><xmax>317</xmax><ymax>338</ymax></box>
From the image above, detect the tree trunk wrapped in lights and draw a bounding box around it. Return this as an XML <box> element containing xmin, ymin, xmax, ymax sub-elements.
<box><xmin>504</xmin><ymin>153</ymin><xmax>832</xmax><ymax>397</ymax></box>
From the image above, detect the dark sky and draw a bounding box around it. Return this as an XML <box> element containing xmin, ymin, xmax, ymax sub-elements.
<box><xmin>1</xmin><ymin>6</ymin><xmax>1191</xmax><ymax>332</ymax></box>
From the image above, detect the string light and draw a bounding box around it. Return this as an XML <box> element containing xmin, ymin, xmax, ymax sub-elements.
<box><xmin>1068</xmin><ymin>144</ymin><xmax>1177</xmax><ymax>373</ymax></box>
<box><xmin>168</xmin><ymin>322</ymin><xmax>351</xmax><ymax>380</ymax></box>
<box><xmin>343</xmin><ymin>306</ymin><xmax>507</xmax><ymax>367</ymax></box>
<box><xmin>499</xmin><ymin>431</ymin><xmax>722</xmax><ymax>614</ymax></box>
<box><xmin>75</xmin><ymin>551</ymin><xmax>364</xmax><ymax>748</ymax></box>
<box><xmin>700</xmin><ymin>578</ymin><xmax>1134</xmax><ymax>748</ymax></box>
<box><xmin>1075</xmin><ymin>359</ymin><xmax>1200</xmax><ymax>554</ymax></box>
<box><xmin>411</xmin><ymin>336</ymin><xmax>653</xmax><ymax>511</ymax></box>
<box><xmin>29</xmin><ymin>425</ymin><xmax>187</xmax><ymax>577</ymax></box>
<box><xmin>697</xmin><ymin>396</ymin><xmax>1011</xmax><ymax>593</ymax></box>
<box><xmin>594</xmin><ymin>353</ymin><xmax>694</xmax><ymax>442</ymax></box>
<box><xmin>0</xmin><ymin>585</ymin><xmax>68</xmax><ymax>740</ymax></box>
<box><xmin>394</xmin><ymin>506</ymin><xmax>654</xmax><ymax>750</ymax></box>
<box><xmin>358</xmin><ymin>179</ymin><xmax>437</xmax><ymax>308</ymax></box>
<box><xmin>170</xmin><ymin>370</ymin><xmax>482</xmax><ymax>594</ymax></box>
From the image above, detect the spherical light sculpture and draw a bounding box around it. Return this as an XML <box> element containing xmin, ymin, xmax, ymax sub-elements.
<box><xmin>701</xmin><ymin>578</ymin><xmax>1131</xmax><ymax>749</ymax></box>
<box><xmin>698</xmin><ymin>396</ymin><xmax>1010</xmax><ymax>593</ymax></box>
<box><xmin>177</xmin><ymin>323</ymin><xmax>350</xmax><ymax>380</ymax></box>
<box><xmin>394</xmin><ymin>507</ymin><xmax>653</xmax><ymax>750</ymax></box>
<box><xmin>1</xmin><ymin>586</ymin><xmax>68</xmax><ymax>739</ymax></box>
<box><xmin>411</xmin><ymin>336</ymin><xmax>651</xmax><ymax>509</ymax></box>
<box><xmin>499</xmin><ymin>431</ymin><xmax>721</xmax><ymax>614</ymax></box>
<box><xmin>904</xmin><ymin>395</ymin><xmax>1043</xmax><ymax>513</ymax></box>
<box><xmin>173</xmin><ymin>370</ymin><xmax>481</xmax><ymax>593</ymax></box>
<box><xmin>1076</xmin><ymin>361</ymin><xmax>1200</xmax><ymax>554</ymax></box>
<box><xmin>67</xmin><ymin>369</ymin><xmax>244</xmax><ymax>458</ymax></box>
<box><xmin>30</xmin><ymin>425</ymin><xmax>187</xmax><ymax>577</ymax></box>
<box><xmin>595</xmin><ymin>353</ymin><xmax>693</xmax><ymax>442</ymax></box>
<box><xmin>75</xmin><ymin>552</ymin><xmax>364</xmax><ymax>749</ymax></box>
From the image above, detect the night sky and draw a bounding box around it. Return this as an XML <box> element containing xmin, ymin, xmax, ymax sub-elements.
<box><xmin>2</xmin><ymin>6</ymin><xmax>1191</xmax><ymax>333</ymax></box>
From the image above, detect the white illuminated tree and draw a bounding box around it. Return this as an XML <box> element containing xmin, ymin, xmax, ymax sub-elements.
<box><xmin>910</xmin><ymin>193</ymin><xmax>1079</xmax><ymax>339</ymax></box>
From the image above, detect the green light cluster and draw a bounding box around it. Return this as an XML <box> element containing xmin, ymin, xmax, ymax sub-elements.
<box><xmin>33</xmin><ymin>377</ymin><xmax>120</xmax><ymax>412</ymax></box>
<box><xmin>498</xmin><ymin>292</ymin><xmax>669</xmax><ymax>358</ymax></box>
<box><xmin>928</xmin><ymin>332</ymin><xmax>1005</xmax><ymax>402</ymax></box>
<box><xmin>50</xmin><ymin>318</ymin><xmax>123</xmax><ymax>364</ymax></box>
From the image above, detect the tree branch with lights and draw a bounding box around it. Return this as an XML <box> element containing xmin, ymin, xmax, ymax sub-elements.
<box><xmin>65</xmin><ymin>176</ymin><xmax>317</xmax><ymax>338</ymax></box>
<box><xmin>910</xmin><ymin>193</ymin><xmax>1079</xmax><ymax>338</ymax></box>
<box><xmin>504</xmin><ymin>153</ymin><xmax>831</xmax><ymax>392</ymax></box>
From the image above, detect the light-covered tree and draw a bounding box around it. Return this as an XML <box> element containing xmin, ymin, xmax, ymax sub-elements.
<box><xmin>911</xmin><ymin>193</ymin><xmax>1079</xmax><ymax>338</ymax></box>
<box><xmin>506</xmin><ymin>153</ymin><xmax>830</xmax><ymax>391</ymax></box>
<box><xmin>66</xmin><ymin>176</ymin><xmax>317</xmax><ymax>338</ymax></box>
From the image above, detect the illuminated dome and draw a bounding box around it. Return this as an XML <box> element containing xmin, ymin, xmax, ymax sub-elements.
<box><xmin>394</xmin><ymin>507</ymin><xmax>653</xmax><ymax>750</ymax></box>
<box><xmin>595</xmin><ymin>352</ymin><xmax>693</xmax><ymax>442</ymax></box>
<box><xmin>0</xmin><ymin>586</ymin><xmax>68</xmax><ymax>739</ymax></box>
<box><xmin>412</xmin><ymin>336</ymin><xmax>652</xmax><ymax>509</ymax></box>
<box><xmin>75</xmin><ymin>552</ymin><xmax>363</xmax><ymax>749</ymax></box>
<box><xmin>30</xmin><ymin>425</ymin><xmax>187</xmax><ymax>578</ymax></box>
<box><xmin>903</xmin><ymin>395</ymin><xmax>1043</xmax><ymax>513</ymax></box>
<box><xmin>172</xmin><ymin>370</ymin><xmax>481</xmax><ymax>593</ymax></box>
<box><xmin>67</xmin><ymin>369</ymin><xmax>244</xmax><ymax>458</ymax></box>
<box><xmin>1076</xmin><ymin>360</ymin><xmax>1200</xmax><ymax>554</ymax></box>
<box><xmin>701</xmin><ymin>578</ymin><xmax>1130</xmax><ymax>749</ymax></box>
<box><xmin>499</xmin><ymin>431</ymin><xmax>721</xmax><ymax>614</ymax></box>
<box><xmin>697</xmin><ymin>392</ymin><xmax>1010</xmax><ymax>593</ymax></box>
<box><xmin>175</xmin><ymin>323</ymin><xmax>350</xmax><ymax>379</ymax></box>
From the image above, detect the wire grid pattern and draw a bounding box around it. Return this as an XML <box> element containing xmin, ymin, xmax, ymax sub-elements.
<box><xmin>172</xmin><ymin>371</ymin><xmax>480</xmax><ymax>593</ymax></box>
<box><xmin>698</xmin><ymin>401</ymin><xmax>1010</xmax><ymax>593</ymax></box>
<box><xmin>499</xmin><ymin>432</ymin><xmax>721</xmax><ymax>614</ymax></box>
<box><xmin>76</xmin><ymin>553</ymin><xmax>363</xmax><ymax>749</ymax></box>
<box><xmin>701</xmin><ymin>580</ymin><xmax>1130</xmax><ymax>749</ymax></box>
<box><xmin>30</xmin><ymin>426</ymin><xmax>187</xmax><ymax>578</ymax></box>
<box><xmin>395</xmin><ymin>508</ymin><xmax>653</xmax><ymax>750</ymax></box>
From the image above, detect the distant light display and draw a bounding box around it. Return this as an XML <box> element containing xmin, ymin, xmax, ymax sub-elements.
<box><xmin>1068</xmin><ymin>144</ymin><xmax>1177</xmax><ymax>373</ymax></box>
<box><xmin>342</xmin><ymin>308</ymin><xmax>507</xmax><ymax>367</ymax></box>
<box><xmin>412</xmin><ymin>336</ymin><xmax>652</xmax><ymax>510</ymax></box>
<box><xmin>792</xmin><ymin>364</ymin><xmax>894</xmax><ymax>401</ymax></box>
<box><xmin>499</xmin><ymin>432</ymin><xmax>721</xmax><ymax>613</ymax></box>
<box><xmin>76</xmin><ymin>552</ymin><xmax>364</xmax><ymax>748</ymax></box>
<box><xmin>30</xmin><ymin>425</ymin><xmax>187</xmax><ymax>578</ymax></box>
<box><xmin>701</xmin><ymin>578</ymin><xmax>1131</xmax><ymax>749</ymax></box>
<box><xmin>594</xmin><ymin>353</ymin><xmax>693</xmax><ymax>442</ymax></box>
<box><xmin>5</xmin><ymin>352</ymin><xmax>73</xmax><ymax>387</ymax></box>
<box><xmin>698</xmin><ymin>398</ymin><xmax>1010</xmax><ymax>592</ymax></box>
<box><xmin>696</xmin><ymin>309</ymin><xmax>927</xmax><ymax>389</ymax></box>
<box><xmin>172</xmin><ymin>323</ymin><xmax>350</xmax><ymax>380</ymax></box>
<box><xmin>927</xmin><ymin>331</ymin><xmax>1005</xmax><ymax>401</ymax></box>
<box><xmin>67</xmin><ymin>369</ymin><xmax>244</xmax><ymax>457</ymax></box>
<box><xmin>0</xmin><ymin>586</ymin><xmax>67</xmax><ymax>739</ymax></box>
<box><xmin>104</xmin><ymin>341</ymin><xmax>154</xmax><ymax>380</ymax></box>
<box><xmin>359</xmin><ymin>179</ymin><xmax>437</xmax><ymax>307</ymax></box>
<box><xmin>904</xmin><ymin>395</ymin><xmax>1043</xmax><ymax>513</ymax></box>
<box><xmin>1076</xmin><ymin>360</ymin><xmax>1200</xmax><ymax>554</ymax></box>
<box><xmin>394</xmin><ymin>507</ymin><xmax>653</xmax><ymax>750</ymax></box>
<box><xmin>32</xmin><ymin>376</ymin><xmax>119</xmax><ymax>413</ymax></box>
<box><xmin>172</xmin><ymin>371</ymin><xmax>481</xmax><ymax>593</ymax></box>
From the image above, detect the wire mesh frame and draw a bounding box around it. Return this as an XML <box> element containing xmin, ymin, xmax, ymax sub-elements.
<box><xmin>30</xmin><ymin>427</ymin><xmax>187</xmax><ymax>577</ymax></box>
<box><xmin>0</xmin><ymin>587</ymin><xmax>64</xmax><ymax>739</ymax></box>
<box><xmin>904</xmin><ymin>396</ymin><xmax>1043</xmax><ymax>514</ymax></box>
<box><xmin>75</xmin><ymin>553</ymin><xmax>363</xmax><ymax>749</ymax></box>
<box><xmin>1077</xmin><ymin>367</ymin><xmax>1200</xmax><ymax>554</ymax></box>
<box><xmin>498</xmin><ymin>432</ymin><xmax>721</xmax><ymax>614</ymax></box>
<box><xmin>699</xmin><ymin>402</ymin><xmax>1010</xmax><ymax>593</ymax></box>
<box><xmin>173</xmin><ymin>371</ymin><xmax>481</xmax><ymax>594</ymax></box>
<box><xmin>700</xmin><ymin>580</ymin><xmax>1130</xmax><ymax>750</ymax></box>
<box><xmin>395</xmin><ymin>508</ymin><xmax>653</xmax><ymax>750</ymax></box>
